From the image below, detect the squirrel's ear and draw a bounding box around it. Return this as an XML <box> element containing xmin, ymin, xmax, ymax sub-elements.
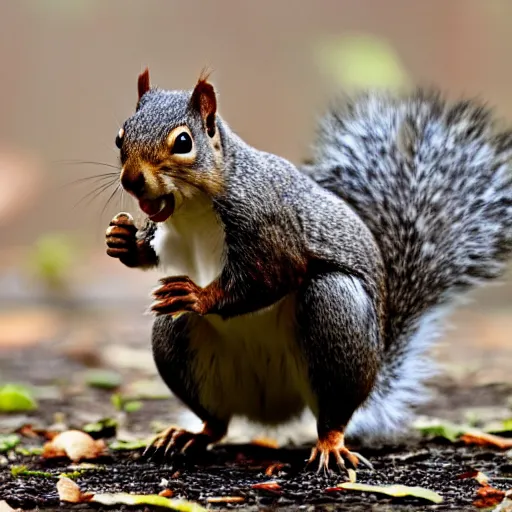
<box><xmin>137</xmin><ymin>67</ymin><xmax>150</xmax><ymax>102</ymax></box>
<box><xmin>190</xmin><ymin>73</ymin><xmax>217</xmax><ymax>137</ymax></box>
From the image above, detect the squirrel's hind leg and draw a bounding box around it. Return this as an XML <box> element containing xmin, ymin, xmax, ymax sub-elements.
<box><xmin>145</xmin><ymin>314</ymin><xmax>230</xmax><ymax>460</ymax></box>
<box><xmin>296</xmin><ymin>273</ymin><xmax>382</xmax><ymax>475</ymax></box>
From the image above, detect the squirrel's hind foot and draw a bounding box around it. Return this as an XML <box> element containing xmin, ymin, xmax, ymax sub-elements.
<box><xmin>307</xmin><ymin>430</ymin><xmax>373</xmax><ymax>477</ymax></box>
<box><xmin>142</xmin><ymin>422</ymin><xmax>226</xmax><ymax>461</ymax></box>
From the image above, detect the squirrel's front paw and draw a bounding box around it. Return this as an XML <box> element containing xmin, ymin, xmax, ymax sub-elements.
<box><xmin>106</xmin><ymin>213</ymin><xmax>141</xmax><ymax>267</ymax></box>
<box><xmin>151</xmin><ymin>276</ymin><xmax>206</xmax><ymax>316</ymax></box>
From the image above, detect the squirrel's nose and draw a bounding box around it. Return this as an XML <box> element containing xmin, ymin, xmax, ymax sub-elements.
<box><xmin>121</xmin><ymin>169</ymin><xmax>145</xmax><ymax>197</ymax></box>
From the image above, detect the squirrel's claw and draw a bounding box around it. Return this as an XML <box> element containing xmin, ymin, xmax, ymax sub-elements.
<box><xmin>106</xmin><ymin>213</ymin><xmax>138</xmax><ymax>260</ymax></box>
<box><xmin>150</xmin><ymin>276</ymin><xmax>204</xmax><ymax>316</ymax></box>
<box><xmin>306</xmin><ymin>431</ymin><xmax>373</xmax><ymax>477</ymax></box>
<box><xmin>142</xmin><ymin>425</ymin><xmax>212</xmax><ymax>461</ymax></box>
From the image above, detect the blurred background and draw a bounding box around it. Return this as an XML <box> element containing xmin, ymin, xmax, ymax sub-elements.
<box><xmin>1</xmin><ymin>0</ymin><xmax>512</xmax><ymax>431</ymax></box>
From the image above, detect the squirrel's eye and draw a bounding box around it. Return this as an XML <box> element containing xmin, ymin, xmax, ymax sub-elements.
<box><xmin>115</xmin><ymin>128</ymin><xmax>124</xmax><ymax>149</ymax></box>
<box><xmin>172</xmin><ymin>132</ymin><xmax>193</xmax><ymax>154</ymax></box>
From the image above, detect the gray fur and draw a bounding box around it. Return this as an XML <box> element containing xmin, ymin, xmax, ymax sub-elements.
<box><xmin>302</xmin><ymin>89</ymin><xmax>512</xmax><ymax>442</ymax></box>
<box><xmin>296</xmin><ymin>273</ymin><xmax>381</xmax><ymax>433</ymax></box>
<box><xmin>119</xmin><ymin>81</ymin><xmax>512</xmax><ymax>449</ymax></box>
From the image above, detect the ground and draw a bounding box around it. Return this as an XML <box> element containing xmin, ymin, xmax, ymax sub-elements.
<box><xmin>1</xmin><ymin>266</ymin><xmax>512</xmax><ymax>510</ymax></box>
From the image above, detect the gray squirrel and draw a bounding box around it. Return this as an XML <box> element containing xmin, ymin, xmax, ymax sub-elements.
<box><xmin>105</xmin><ymin>68</ymin><xmax>512</xmax><ymax>475</ymax></box>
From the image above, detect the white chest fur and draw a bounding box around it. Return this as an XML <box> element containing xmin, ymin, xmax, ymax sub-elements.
<box><xmin>150</xmin><ymin>193</ymin><xmax>226</xmax><ymax>287</ymax></box>
<box><xmin>188</xmin><ymin>295</ymin><xmax>315</xmax><ymax>425</ymax></box>
<box><xmin>149</xmin><ymin>194</ymin><xmax>314</xmax><ymax>426</ymax></box>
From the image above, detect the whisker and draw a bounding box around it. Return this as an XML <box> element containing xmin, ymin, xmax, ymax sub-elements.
<box><xmin>100</xmin><ymin>183</ymin><xmax>122</xmax><ymax>218</ymax></box>
<box><xmin>73</xmin><ymin>179</ymin><xmax>118</xmax><ymax>209</ymax></box>
<box><xmin>52</xmin><ymin>159</ymin><xmax>121</xmax><ymax>170</ymax></box>
<box><xmin>59</xmin><ymin>173</ymin><xmax>120</xmax><ymax>189</ymax></box>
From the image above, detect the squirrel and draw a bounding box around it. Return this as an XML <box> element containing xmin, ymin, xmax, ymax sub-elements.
<box><xmin>105</xmin><ymin>68</ymin><xmax>512</xmax><ymax>475</ymax></box>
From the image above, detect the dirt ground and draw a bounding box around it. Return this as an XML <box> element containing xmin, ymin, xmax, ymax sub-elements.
<box><xmin>2</xmin><ymin>438</ymin><xmax>512</xmax><ymax>511</ymax></box>
<box><xmin>1</xmin><ymin>307</ymin><xmax>512</xmax><ymax>511</ymax></box>
<box><xmin>1</xmin><ymin>266</ymin><xmax>512</xmax><ymax>511</ymax></box>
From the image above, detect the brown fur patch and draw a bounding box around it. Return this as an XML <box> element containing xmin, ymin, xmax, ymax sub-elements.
<box><xmin>190</xmin><ymin>73</ymin><xmax>217</xmax><ymax>137</ymax></box>
<box><xmin>138</xmin><ymin>67</ymin><xmax>150</xmax><ymax>101</ymax></box>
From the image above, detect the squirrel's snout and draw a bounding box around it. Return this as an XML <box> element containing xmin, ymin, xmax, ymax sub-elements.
<box><xmin>121</xmin><ymin>168</ymin><xmax>145</xmax><ymax>198</ymax></box>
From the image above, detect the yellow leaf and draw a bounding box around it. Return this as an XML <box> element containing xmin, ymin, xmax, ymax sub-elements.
<box><xmin>337</xmin><ymin>482</ymin><xmax>443</xmax><ymax>504</ymax></box>
<box><xmin>92</xmin><ymin>493</ymin><xmax>207</xmax><ymax>511</ymax></box>
<box><xmin>314</xmin><ymin>33</ymin><xmax>409</xmax><ymax>90</ymax></box>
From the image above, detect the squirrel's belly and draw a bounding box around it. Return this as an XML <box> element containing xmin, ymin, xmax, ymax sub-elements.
<box><xmin>189</xmin><ymin>295</ymin><xmax>315</xmax><ymax>424</ymax></box>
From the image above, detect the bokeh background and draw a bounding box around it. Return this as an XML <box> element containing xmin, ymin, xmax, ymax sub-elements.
<box><xmin>1</xmin><ymin>0</ymin><xmax>512</xmax><ymax>425</ymax></box>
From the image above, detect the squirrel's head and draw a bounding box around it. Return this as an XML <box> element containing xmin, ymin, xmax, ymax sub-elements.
<box><xmin>116</xmin><ymin>68</ymin><xmax>224</xmax><ymax>222</ymax></box>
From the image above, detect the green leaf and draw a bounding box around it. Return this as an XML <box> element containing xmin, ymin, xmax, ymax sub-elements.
<box><xmin>109</xmin><ymin>439</ymin><xmax>149</xmax><ymax>451</ymax></box>
<box><xmin>484</xmin><ymin>418</ymin><xmax>512</xmax><ymax>434</ymax></box>
<box><xmin>92</xmin><ymin>493</ymin><xmax>207</xmax><ymax>510</ymax></box>
<box><xmin>123</xmin><ymin>401</ymin><xmax>142</xmax><ymax>413</ymax></box>
<box><xmin>15</xmin><ymin>446</ymin><xmax>43</xmax><ymax>456</ymax></box>
<box><xmin>337</xmin><ymin>482</ymin><xmax>443</xmax><ymax>504</ymax></box>
<box><xmin>83</xmin><ymin>417</ymin><xmax>118</xmax><ymax>434</ymax></box>
<box><xmin>85</xmin><ymin>370</ymin><xmax>122</xmax><ymax>390</ymax></box>
<box><xmin>0</xmin><ymin>384</ymin><xmax>38</xmax><ymax>412</ymax></box>
<box><xmin>110</xmin><ymin>392</ymin><xmax>142</xmax><ymax>413</ymax></box>
<box><xmin>0</xmin><ymin>434</ymin><xmax>20</xmax><ymax>452</ymax></box>
<box><xmin>314</xmin><ymin>33</ymin><xmax>409</xmax><ymax>90</ymax></box>
<box><xmin>28</xmin><ymin>233</ymin><xmax>75</xmax><ymax>290</ymax></box>
<box><xmin>110</xmin><ymin>393</ymin><xmax>123</xmax><ymax>411</ymax></box>
<box><xmin>59</xmin><ymin>470</ymin><xmax>82</xmax><ymax>479</ymax></box>
<box><xmin>11</xmin><ymin>465</ymin><xmax>53</xmax><ymax>478</ymax></box>
<box><xmin>414</xmin><ymin>419</ymin><xmax>466</xmax><ymax>442</ymax></box>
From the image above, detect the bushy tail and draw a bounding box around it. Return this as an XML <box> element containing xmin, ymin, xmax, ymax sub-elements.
<box><xmin>301</xmin><ymin>89</ymin><xmax>512</xmax><ymax>444</ymax></box>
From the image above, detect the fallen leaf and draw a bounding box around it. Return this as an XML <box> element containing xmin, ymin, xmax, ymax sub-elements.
<box><xmin>16</xmin><ymin>424</ymin><xmax>39</xmax><ymax>438</ymax></box>
<box><xmin>0</xmin><ymin>434</ymin><xmax>20</xmax><ymax>453</ymax></box>
<box><xmin>84</xmin><ymin>369</ymin><xmax>122</xmax><ymax>390</ymax></box>
<box><xmin>56</xmin><ymin>476</ymin><xmax>93</xmax><ymax>503</ymax></box>
<box><xmin>457</xmin><ymin>469</ymin><xmax>490</xmax><ymax>486</ymax></box>
<box><xmin>123</xmin><ymin>400</ymin><xmax>143</xmax><ymax>413</ymax></box>
<box><xmin>461</xmin><ymin>430</ymin><xmax>512</xmax><ymax>450</ymax></box>
<box><xmin>347</xmin><ymin>468</ymin><xmax>357</xmax><ymax>483</ymax></box>
<box><xmin>251</xmin><ymin>481</ymin><xmax>282</xmax><ymax>493</ymax></box>
<box><xmin>11</xmin><ymin>465</ymin><xmax>53</xmax><ymax>478</ymax></box>
<box><xmin>109</xmin><ymin>438</ymin><xmax>149</xmax><ymax>451</ymax></box>
<box><xmin>15</xmin><ymin>446</ymin><xmax>43</xmax><ymax>456</ymax></box>
<box><xmin>473</xmin><ymin>485</ymin><xmax>506</xmax><ymax>508</ymax></box>
<box><xmin>494</xmin><ymin>496</ymin><xmax>512</xmax><ymax>511</ymax></box>
<box><xmin>415</xmin><ymin>419</ymin><xmax>465</xmax><ymax>442</ymax></box>
<box><xmin>0</xmin><ymin>384</ymin><xmax>37</xmax><ymax>412</ymax></box>
<box><xmin>265</xmin><ymin>462</ymin><xmax>286</xmax><ymax>476</ymax></box>
<box><xmin>83</xmin><ymin>418</ymin><xmax>117</xmax><ymax>435</ymax></box>
<box><xmin>207</xmin><ymin>496</ymin><xmax>245</xmax><ymax>503</ymax></box>
<box><xmin>43</xmin><ymin>430</ymin><xmax>106</xmax><ymax>462</ymax></box>
<box><xmin>159</xmin><ymin>489</ymin><xmax>174</xmax><ymax>497</ymax></box>
<box><xmin>336</xmin><ymin>483</ymin><xmax>443</xmax><ymax>504</ymax></box>
<box><xmin>92</xmin><ymin>493</ymin><xmax>207</xmax><ymax>510</ymax></box>
<box><xmin>250</xmin><ymin>437</ymin><xmax>279</xmax><ymax>449</ymax></box>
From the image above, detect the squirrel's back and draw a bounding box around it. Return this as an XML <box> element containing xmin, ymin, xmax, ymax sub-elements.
<box><xmin>302</xmin><ymin>89</ymin><xmax>512</xmax><ymax>443</ymax></box>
